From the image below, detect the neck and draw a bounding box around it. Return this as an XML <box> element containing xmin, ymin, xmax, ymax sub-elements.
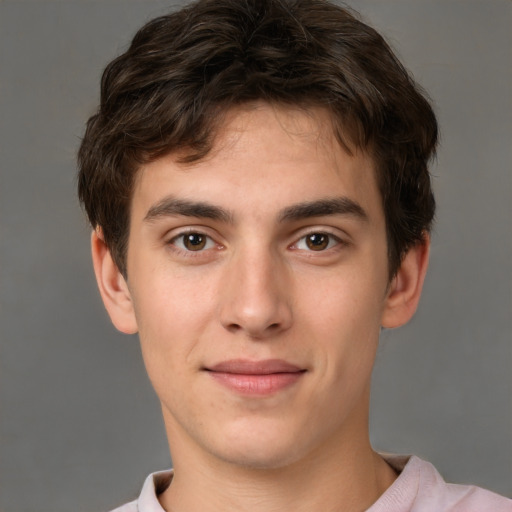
<box><xmin>159</xmin><ymin>401</ymin><xmax>397</xmax><ymax>512</ymax></box>
<box><xmin>161</xmin><ymin>445</ymin><xmax>396</xmax><ymax>512</ymax></box>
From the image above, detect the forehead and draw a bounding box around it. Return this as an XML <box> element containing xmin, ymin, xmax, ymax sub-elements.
<box><xmin>189</xmin><ymin>103</ymin><xmax>366</xmax><ymax>174</ymax></box>
<box><xmin>132</xmin><ymin>103</ymin><xmax>382</xmax><ymax>221</ymax></box>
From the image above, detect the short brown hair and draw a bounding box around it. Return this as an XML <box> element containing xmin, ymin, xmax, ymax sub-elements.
<box><xmin>78</xmin><ymin>0</ymin><xmax>438</xmax><ymax>278</ymax></box>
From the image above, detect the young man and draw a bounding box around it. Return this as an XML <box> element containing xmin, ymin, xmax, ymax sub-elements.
<box><xmin>78</xmin><ymin>0</ymin><xmax>511</xmax><ymax>510</ymax></box>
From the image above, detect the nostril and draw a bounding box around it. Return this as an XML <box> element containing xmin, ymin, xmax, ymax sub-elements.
<box><xmin>219</xmin><ymin>296</ymin><xmax>293</xmax><ymax>338</ymax></box>
<box><xmin>226</xmin><ymin>323</ymin><xmax>242</xmax><ymax>333</ymax></box>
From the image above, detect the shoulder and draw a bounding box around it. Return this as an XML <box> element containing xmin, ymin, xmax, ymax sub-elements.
<box><xmin>372</xmin><ymin>454</ymin><xmax>512</xmax><ymax>512</ymax></box>
<box><xmin>109</xmin><ymin>500</ymin><xmax>138</xmax><ymax>512</ymax></box>
<box><xmin>411</xmin><ymin>456</ymin><xmax>511</xmax><ymax>511</ymax></box>
<box><xmin>108</xmin><ymin>469</ymin><xmax>173</xmax><ymax>512</ymax></box>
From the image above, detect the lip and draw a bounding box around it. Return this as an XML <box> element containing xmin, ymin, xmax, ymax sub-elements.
<box><xmin>204</xmin><ymin>359</ymin><xmax>306</xmax><ymax>395</ymax></box>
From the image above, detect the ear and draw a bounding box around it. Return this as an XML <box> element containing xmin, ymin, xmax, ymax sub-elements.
<box><xmin>91</xmin><ymin>228</ymin><xmax>138</xmax><ymax>334</ymax></box>
<box><xmin>381</xmin><ymin>235</ymin><xmax>430</xmax><ymax>329</ymax></box>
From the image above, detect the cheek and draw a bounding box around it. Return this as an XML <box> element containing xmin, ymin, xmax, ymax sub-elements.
<box><xmin>297</xmin><ymin>268</ymin><xmax>385</xmax><ymax>378</ymax></box>
<box><xmin>299</xmin><ymin>265</ymin><xmax>386</xmax><ymax>330</ymax></box>
<box><xmin>131</xmin><ymin>257</ymin><xmax>218</xmax><ymax>328</ymax></box>
<box><xmin>129</xmin><ymin>268</ymin><xmax>218</xmax><ymax>382</ymax></box>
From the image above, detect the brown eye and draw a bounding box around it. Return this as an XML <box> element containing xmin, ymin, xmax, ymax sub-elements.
<box><xmin>169</xmin><ymin>231</ymin><xmax>218</xmax><ymax>254</ymax></box>
<box><xmin>182</xmin><ymin>233</ymin><xmax>207</xmax><ymax>251</ymax></box>
<box><xmin>305</xmin><ymin>233</ymin><xmax>330</xmax><ymax>251</ymax></box>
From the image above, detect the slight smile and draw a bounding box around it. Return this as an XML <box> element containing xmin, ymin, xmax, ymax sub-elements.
<box><xmin>204</xmin><ymin>359</ymin><xmax>307</xmax><ymax>396</ymax></box>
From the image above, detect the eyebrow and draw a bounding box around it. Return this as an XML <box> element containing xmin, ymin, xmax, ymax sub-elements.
<box><xmin>144</xmin><ymin>196</ymin><xmax>367</xmax><ymax>224</ymax></box>
<box><xmin>144</xmin><ymin>197</ymin><xmax>233</xmax><ymax>223</ymax></box>
<box><xmin>279</xmin><ymin>197</ymin><xmax>368</xmax><ymax>222</ymax></box>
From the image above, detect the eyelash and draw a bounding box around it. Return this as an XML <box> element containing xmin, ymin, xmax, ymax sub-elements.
<box><xmin>168</xmin><ymin>230</ymin><xmax>220</xmax><ymax>254</ymax></box>
<box><xmin>291</xmin><ymin>231</ymin><xmax>343</xmax><ymax>252</ymax></box>
<box><xmin>167</xmin><ymin>229</ymin><xmax>344</xmax><ymax>255</ymax></box>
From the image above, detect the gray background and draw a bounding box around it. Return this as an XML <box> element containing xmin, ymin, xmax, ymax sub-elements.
<box><xmin>0</xmin><ymin>1</ymin><xmax>510</xmax><ymax>511</ymax></box>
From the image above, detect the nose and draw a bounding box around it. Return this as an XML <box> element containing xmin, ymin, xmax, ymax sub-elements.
<box><xmin>219</xmin><ymin>247</ymin><xmax>293</xmax><ymax>339</ymax></box>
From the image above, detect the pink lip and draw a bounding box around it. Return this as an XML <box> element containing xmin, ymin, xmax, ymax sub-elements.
<box><xmin>205</xmin><ymin>359</ymin><xmax>306</xmax><ymax>395</ymax></box>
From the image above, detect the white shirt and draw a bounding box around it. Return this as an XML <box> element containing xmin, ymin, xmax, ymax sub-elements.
<box><xmin>110</xmin><ymin>455</ymin><xmax>511</xmax><ymax>511</ymax></box>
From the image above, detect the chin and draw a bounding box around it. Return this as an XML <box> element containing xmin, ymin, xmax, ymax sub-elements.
<box><xmin>209</xmin><ymin>430</ymin><xmax>310</xmax><ymax>471</ymax></box>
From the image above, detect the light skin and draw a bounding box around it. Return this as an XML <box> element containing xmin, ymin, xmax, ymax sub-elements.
<box><xmin>92</xmin><ymin>103</ymin><xmax>429</xmax><ymax>512</ymax></box>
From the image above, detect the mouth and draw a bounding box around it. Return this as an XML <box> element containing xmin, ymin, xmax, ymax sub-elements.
<box><xmin>204</xmin><ymin>359</ymin><xmax>306</xmax><ymax>396</ymax></box>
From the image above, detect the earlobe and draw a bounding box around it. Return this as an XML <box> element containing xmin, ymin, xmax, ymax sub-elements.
<box><xmin>381</xmin><ymin>235</ymin><xmax>430</xmax><ymax>329</ymax></box>
<box><xmin>91</xmin><ymin>229</ymin><xmax>138</xmax><ymax>334</ymax></box>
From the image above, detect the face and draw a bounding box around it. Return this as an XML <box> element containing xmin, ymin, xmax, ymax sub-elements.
<box><xmin>96</xmin><ymin>104</ymin><xmax>423</xmax><ymax>471</ymax></box>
